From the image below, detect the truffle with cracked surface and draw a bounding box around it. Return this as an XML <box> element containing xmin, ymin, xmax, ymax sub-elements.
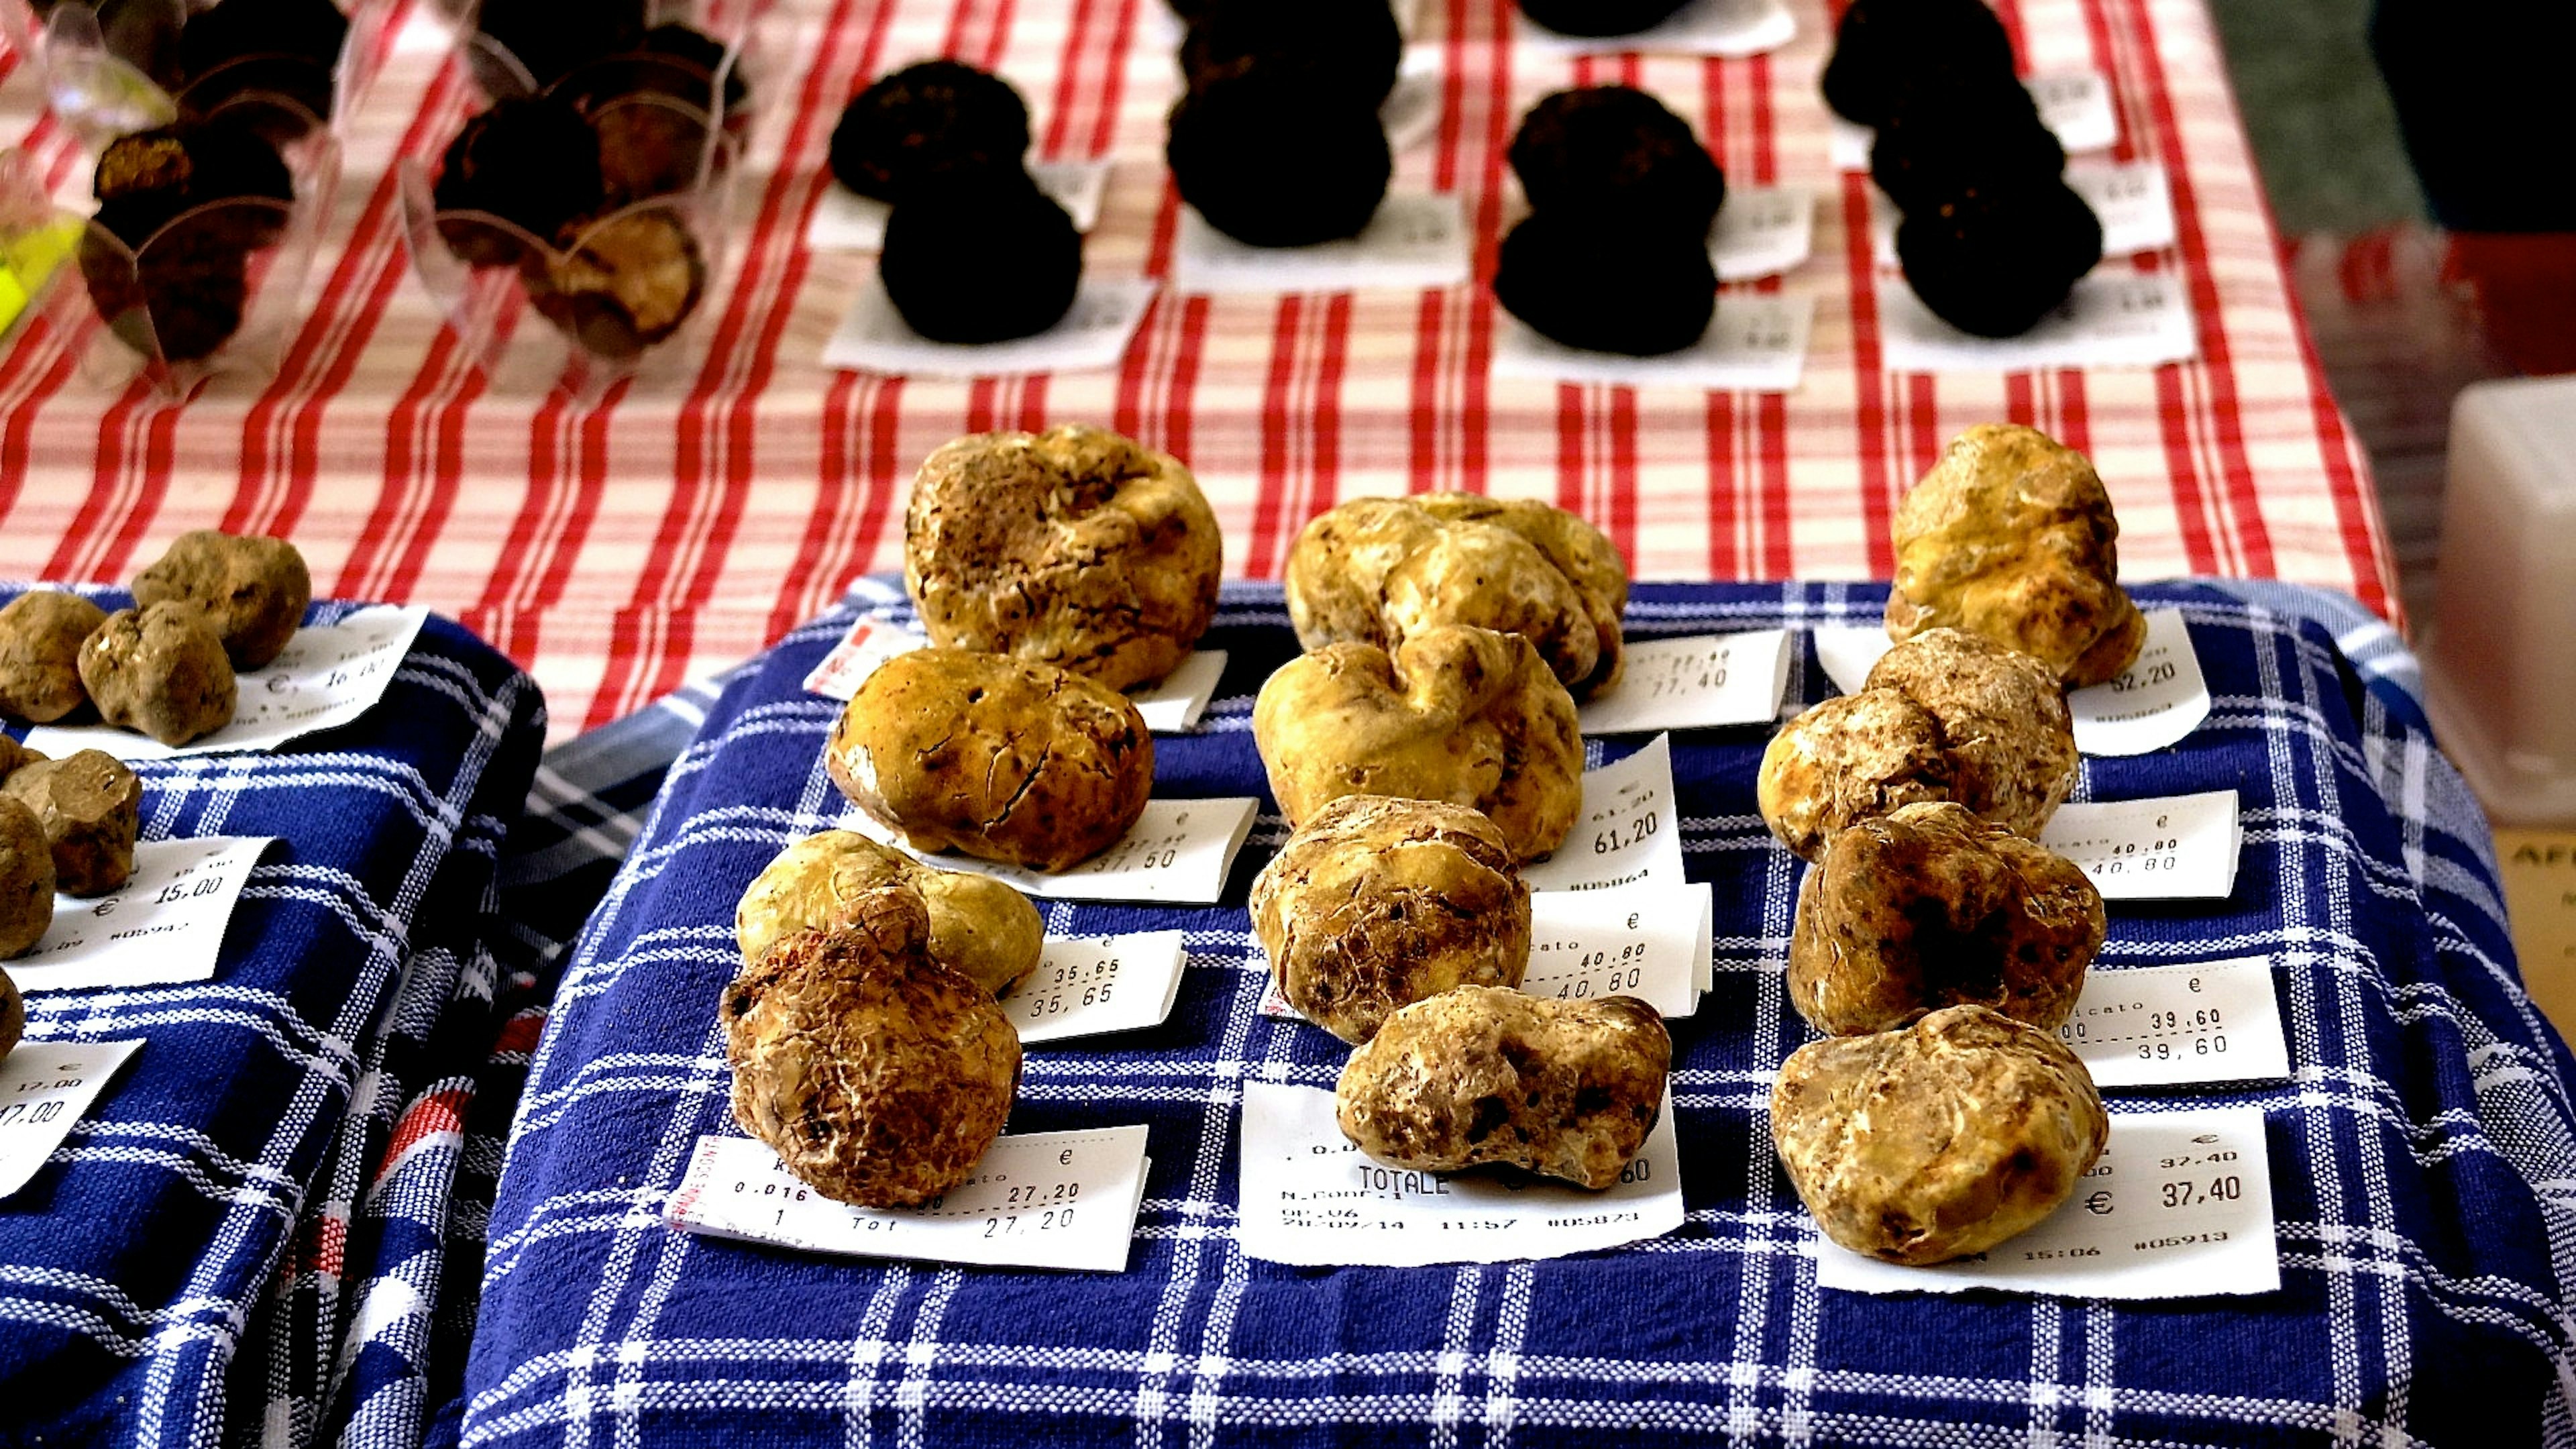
<box><xmin>1862</xmin><ymin>626</ymin><xmax>2079</xmax><ymax>833</ymax></box>
<box><xmin>1253</xmin><ymin>624</ymin><xmax>1582</xmax><ymax>863</ymax></box>
<box><xmin>1885</xmin><ymin>424</ymin><xmax>2145</xmax><ymax>686</ymax></box>
<box><xmin>737</xmin><ymin>830</ymin><xmax>1044</xmax><ymax>996</ymax></box>
<box><xmin>1788</xmin><ymin>801</ymin><xmax>2104</xmax><ymax>1035</ymax></box>
<box><xmin>0</xmin><ymin>798</ymin><xmax>53</xmax><ymax>963</ymax></box>
<box><xmin>0</xmin><ymin>592</ymin><xmax>108</xmax><ymax>722</ymax></box>
<box><xmin>1250</xmin><ymin>795</ymin><xmax>1531</xmax><ymax>1044</ymax></box>
<box><xmin>1771</xmin><ymin>1004</ymin><xmax>2108</xmax><ymax>1265</ymax></box>
<box><xmin>131</xmin><ymin>529</ymin><xmax>311</xmax><ymax>669</ymax></box>
<box><xmin>720</xmin><ymin>891</ymin><xmax>1021</xmax><ymax>1208</ymax></box>
<box><xmin>76</xmin><ymin>603</ymin><xmax>237</xmax><ymax>747</ymax></box>
<box><xmin>1757</xmin><ymin>627</ymin><xmax>2074</xmax><ymax>859</ymax></box>
<box><xmin>2</xmin><ymin>751</ymin><xmax>144</xmax><ymax>898</ymax></box>
<box><xmin>1336</xmin><ymin>984</ymin><xmax>1670</xmax><ymax>1189</ymax></box>
<box><xmin>905</xmin><ymin>424</ymin><xmax>1220</xmax><ymax>691</ymax></box>
<box><xmin>1285</xmin><ymin>492</ymin><xmax>1628</xmax><ymax>700</ymax></box>
<box><xmin>825</xmin><ymin>649</ymin><xmax>1154</xmax><ymax>873</ymax></box>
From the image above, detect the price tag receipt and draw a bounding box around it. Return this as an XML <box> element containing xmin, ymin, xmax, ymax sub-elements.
<box><xmin>666</xmin><ymin>1127</ymin><xmax>1151</xmax><ymax>1273</ymax></box>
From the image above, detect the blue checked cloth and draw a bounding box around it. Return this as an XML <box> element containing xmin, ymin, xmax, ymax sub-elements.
<box><xmin>443</xmin><ymin>578</ymin><xmax>2576</xmax><ymax>1448</ymax></box>
<box><xmin>0</xmin><ymin>594</ymin><xmax>546</xmax><ymax>1449</ymax></box>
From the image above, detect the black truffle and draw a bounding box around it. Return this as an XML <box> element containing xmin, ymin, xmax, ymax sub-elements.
<box><xmin>1894</xmin><ymin>178</ymin><xmax>2102</xmax><ymax>337</ymax></box>
<box><xmin>80</xmin><ymin>203</ymin><xmax>252</xmax><ymax>363</ymax></box>
<box><xmin>828</xmin><ymin>60</ymin><xmax>1032</xmax><ymax>205</ymax></box>
<box><xmin>1515</xmin><ymin>0</ymin><xmax>1690</xmax><ymax>39</ymax></box>
<box><xmin>1820</xmin><ymin>0</ymin><xmax>2017</xmax><ymax>128</ymax></box>
<box><xmin>526</xmin><ymin>205</ymin><xmax>707</xmax><ymax>359</ymax></box>
<box><xmin>879</xmin><ymin>174</ymin><xmax>1082</xmax><ymax>344</ymax></box>
<box><xmin>1868</xmin><ymin>72</ymin><xmax>2062</xmax><ymax>212</ymax></box>
<box><xmin>1167</xmin><ymin>71</ymin><xmax>1391</xmax><ymax>247</ymax></box>
<box><xmin>1179</xmin><ymin>0</ymin><xmax>1401</xmax><ymax>108</ymax></box>
<box><xmin>1509</xmin><ymin>85</ymin><xmax>1725</xmax><ymax>236</ymax></box>
<box><xmin>1492</xmin><ymin>209</ymin><xmax>1715</xmax><ymax>356</ymax></box>
<box><xmin>470</xmin><ymin>0</ymin><xmax>645</xmax><ymax>93</ymax></box>
<box><xmin>433</xmin><ymin>95</ymin><xmax>607</xmax><ymax>266</ymax></box>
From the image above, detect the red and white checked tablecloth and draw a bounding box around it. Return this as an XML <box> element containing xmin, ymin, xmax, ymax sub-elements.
<box><xmin>0</xmin><ymin>0</ymin><xmax>2394</xmax><ymax>740</ymax></box>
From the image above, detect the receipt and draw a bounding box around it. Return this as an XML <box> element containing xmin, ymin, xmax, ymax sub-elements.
<box><xmin>1236</xmin><ymin>1082</ymin><xmax>1683</xmax><ymax>1267</ymax></box>
<box><xmin>1493</xmin><ymin>295</ymin><xmax>1813</xmax><ymax>394</ymax></box>
<box><xmin>1006</xmin><ymin>931</ymin><xmax>1189</xmax><ymax>1044</ymax></box>
<box><xmin>1578</xmin><ymin>631</ymin><xmax>1791</xmax><ymax>736</ymax></box>
<box><xmin>1522</xmin><ymin>735</ymin><xmax>1684</xmax><ymax>894</ymax></box>
<box><xmin>1173</xmin><ymin>193</ymin><xmax>1472</xmax><ymax>295</ymax></box>
<box><xmin>824</xmin><ymin>276</ymin><xmax>1159</xmax><ymax>379</ymax></box>
<box><xmin>1710</xmin><ymin>186</ymin><xmax>1815</xmax><ymax>282</ymax></box>
<box><xmin>30</xmin><ymin>606</ymin><xmax>427</xmax><ymax>761</ymax></box>
<box><xmin>1128</xmin><ymin>651</ymin><xmax>1226</xmax><ymax>733</ymax></box>
<box><xmin>2068</xmin><ymin>608</ymin><xmax>2210</xmax><ymax>755</ymax></box>
<box><xmin>1880</xmin><ymin>271</ymin><xmax>2198</xmax><ymax>374</ymax></box>
<box><xmin>2040</xmin><ymin>791</ymin><xmax>2241</xmax><ymax>900</ymax></box>
<box><xmin>1816</xmin><ymin>1107</ymin><xmax>2277</xmax><ymax>1299</ymax></box>
<box><xmin>1522</xmin><ymin>881</ymin><xmax>1710</xmax><ymax>1018</ymax></box>
<box><xmin>7</xmin><ymin>836</ymin><xmax>273</xmax><ymax>992</ymax></box>
<box><xmin>667</xmin><ymin>1127</ymin><xmax>1150</xmax><ymax>1273</ymax></box>
<box><xmin>0</xmin><ymin>1038</ymin><xmax>143</xmax><ymax>1198</ymax></box>
<box><xmin>800</xmin><ymin>617</ymin><xmax>923</xmax><ymax>700</ymax></box>
<box><xmin>857</xmin><ymin>797</ymin><xmax>1259</xmax><ymax>905</ymax></box>
<box><xmin>2059</xmin><ymin>959</ymin><xmax>2289</xmax><ymax>1089</ymax></box>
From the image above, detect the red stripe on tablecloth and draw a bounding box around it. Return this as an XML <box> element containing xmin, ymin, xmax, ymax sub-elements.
<box><xmin>2141</xmin><ymin>0</ymin><xmax>2389</xmax><ymax>614</ymax></box>
<box><xmin>1248</xmin><ymin>298</ymin><xmax>1305</xmax><ymax>578</ymax></box>
<box><xmin>1840</xmin><ymin>168</ymin><xmax>1897</xmax><ymax>578</ymax></box>
<box><xmin>2109</xmin><ymin>0</ymin><xmax>2267</xmax><ymax>582</ymax></box>
<box><xmin>1994</xmin><ymin>0</ymin><xmax>2030</xmax><ymax>68</ymax></box>
<box><xmin>2073</xmin><ymin>0</ymin><xmax>2141</xmax><ymax>166</ymax></box>
<box><xmin>1086</xmin><ymin>0</ymin><xmax>1143</xmax><ymax>160</ymax></box>
<box><xmin>588</xmin><ymin>0</ymin><xmax>885</xmax><ymax>724</ymax></box>
<box><xmin>233</xmin><ymin>23</ymin><xmax>455</xmax><ymax>545</ymax></box>
<box><xmin>787</xmin><ymin>0</ymin><xmax>910</xmax><ymax>638</ymax></box>
<box><xmin>337</xmin><ymin>66</ymin><xmax>481</xmax><ymax>602</ymax></box>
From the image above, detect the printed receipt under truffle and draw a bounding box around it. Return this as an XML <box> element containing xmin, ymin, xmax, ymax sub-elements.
<box><xmin>1336</xmin><ymin>985</ymin><xmax>1671</xmax><ymax>1190</ymax></box>
<box><xmin>1770</xmin><ymin>1004</ymin><xmax>2108</xmax><ymax>1266</ymax></box>
<box><xmin>1886</xmin><ymin>423</ymin><xmax>2147</xmax><ymax>688</ymax></box>
<box><xmin>720</xmin><ymin>892</ymin><xmax>1021</xmax><ymax>1209</ymax></box>
<box><xmin>905</xmin><ymin>424</ymin><xmax>1222</xmax><ymax>692</ymax></box>
<box><xmin>825</xmin><ymin>649</ymin><xmax>1153</xmax><ymax>873</ymax></box>
<box><xmin>1285</xmin><ymin>494</ymin><xmax>1629</xmax><ymax>699</ymax></box>
<box><xmin>1252</xmin><ymin>624</ymin><xmax>1582</xmax><ymax>863</ymax></box>
<box><xmin>1250</xmin><ymin>796</ymin><xmax>1532</xmax><ymax>1044</ymax></box>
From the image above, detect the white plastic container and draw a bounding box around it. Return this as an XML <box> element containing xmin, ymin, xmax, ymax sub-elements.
<box><xmin>2424</xmin><ymin>374</ymin><xmax>2576</xmax><ymax>827</ymax></box>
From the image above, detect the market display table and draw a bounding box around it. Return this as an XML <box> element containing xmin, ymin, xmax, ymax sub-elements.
<box><xmin>460</xmin><ymin>580</ymin><xmax>2573</xmax><ymax>1448</ymax></box>
<box><xmin>0</xmin><ymin>599</ymin><xmax>545</xmax><ymax>1449</ymax></box>
<box><xmin>0</xmin><ymin>0</ymin><xmax>2393</xmax><ymax>743</ymax></box>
